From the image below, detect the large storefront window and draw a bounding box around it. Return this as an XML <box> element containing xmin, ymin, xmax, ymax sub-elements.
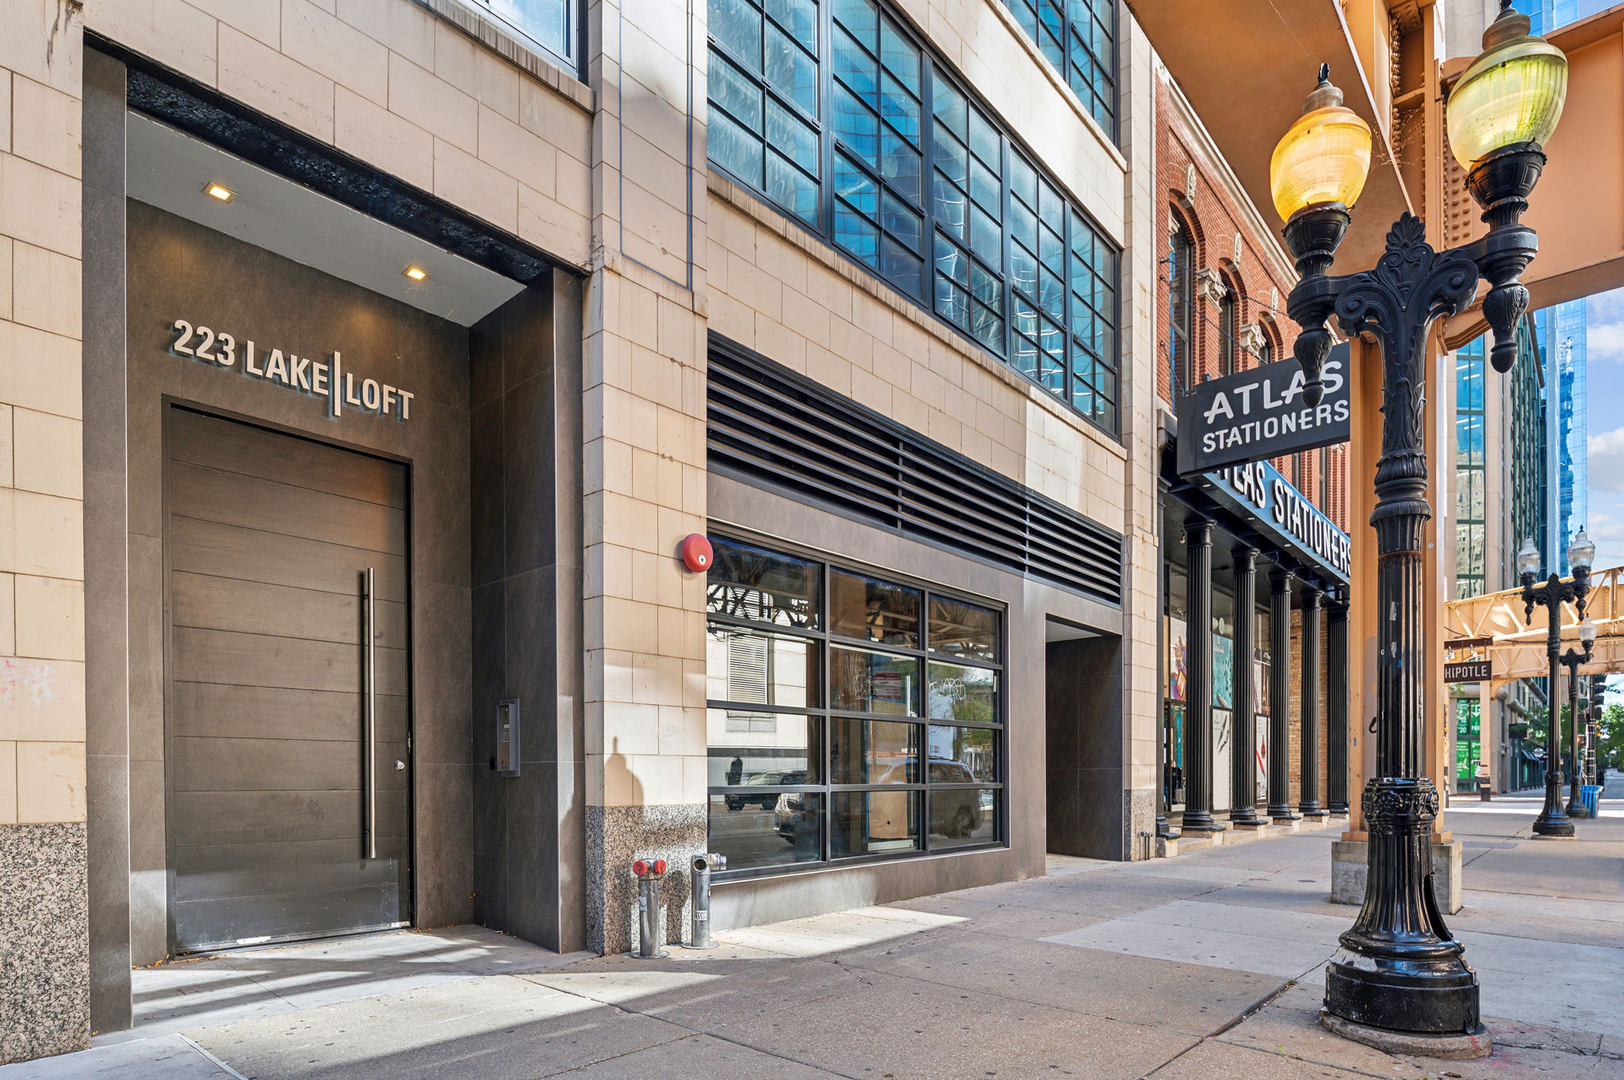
<box><xmin>705</xmin><ymin>0</ymin><xmax>1121</xmax><ymax>433</ymax></box>
<box><xmin>706</xmin><ymin>536</ymin><xmax>1005</xmax><ymax>876</ymax></box>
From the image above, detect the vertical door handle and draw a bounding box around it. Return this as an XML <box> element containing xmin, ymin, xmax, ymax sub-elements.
<box><xmin>364</xmin><ymin>567</ymin><xmax>377</xmax><ymax>860</ymax></box>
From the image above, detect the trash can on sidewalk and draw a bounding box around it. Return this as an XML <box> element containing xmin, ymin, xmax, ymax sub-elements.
<box><xmin>1581</xmin><ymin>784</ymin><xmax>1600</xmax><ymax>818</ymax></box>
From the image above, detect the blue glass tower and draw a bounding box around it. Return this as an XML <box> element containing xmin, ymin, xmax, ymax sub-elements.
<box><xmin>1534</xmin><ymin>301</ymin><xmax>1588</xmax><ymax>574</ymax></box>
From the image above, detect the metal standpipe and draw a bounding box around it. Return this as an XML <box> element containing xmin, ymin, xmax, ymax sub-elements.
<box><xmin>630</xmin><ymin>859</ymin><xmax>669</xmax><ymax>959</ymax></box>
<box><xmin>684</xmin><ymin>852</ymin><xmax>726</xmax><ymax>949</ymax></box>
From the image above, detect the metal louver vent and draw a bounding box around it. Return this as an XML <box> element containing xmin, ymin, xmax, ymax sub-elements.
<box><xmin>707</xmin><ymin>339</ymin><xmax>1123</xmax><ymax>605</ymax></box>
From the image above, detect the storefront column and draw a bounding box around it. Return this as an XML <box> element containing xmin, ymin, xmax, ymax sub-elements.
<box><xmin>1182</xmin><ymin>519</ymin><xmax>1222</xmax><ymax>833</ymax></box>
<box><xmin>1299</xmin><ymin>586</ymin><xmax>1327</xmax><ymax>817</ymax></box>
<box><xmin>1268</xmin><ymin>567</ymin><xmax>1298</xmax><ymax>822</ymax></box>
<box><xmin>1230</xmin><ymin>548</ymin><xmax>1261</xmax><ymax>824</ymax></box>
<box><xmin>1327</xmin><ymin>596</ymin><xmax>1351</xmax><ymax>813</ymax></box>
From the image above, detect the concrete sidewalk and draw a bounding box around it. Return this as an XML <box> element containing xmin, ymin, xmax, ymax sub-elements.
<box><xmin>7</xmin><ymin>792</ymin><xmax>1623</xmax><ymax>1079</ymax></box>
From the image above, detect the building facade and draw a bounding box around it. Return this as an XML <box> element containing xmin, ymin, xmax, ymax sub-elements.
<box><xmin>0</xmin><ymin>0</ymin><xmax>1241</xmax><ymax>1062</ymax></box>
<box><xmin>1446</xmin><ymin>319</ymin><xmax>1548</xmax><ymax>794</ymax></box>
<box><xmin>1152</xmin><ymin>70</ymin><xmax>1351</xmax><ymax>836</ymax></box>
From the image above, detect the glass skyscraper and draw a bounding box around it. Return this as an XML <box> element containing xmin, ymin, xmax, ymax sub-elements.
<box><xmin>1533</xmin><ymin>302</ymin><xmax>1588</xmax><ymax>574</ymax></box>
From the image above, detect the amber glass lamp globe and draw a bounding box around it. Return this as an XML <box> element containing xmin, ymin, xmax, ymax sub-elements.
<box><xmin>1270</xmin><ymin>71</ymin><xmax>1373</xmax><ymax>221</ymax></box>
<box><xmin>1446</xmin><ymin>5</ymin><xmax>1567</xmax><ymax>170</ymax></box>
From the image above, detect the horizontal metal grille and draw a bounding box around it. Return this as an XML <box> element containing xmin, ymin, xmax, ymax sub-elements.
<box><xmin>707</xmin><ymin>341</ymin><xmax>1123</xmax><ymax>605</ymax></box>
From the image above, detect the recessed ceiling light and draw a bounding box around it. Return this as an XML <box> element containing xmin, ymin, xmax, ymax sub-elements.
<box><xmin>205</xmin><ymin>182</ymin><xmax>235</xmax><ymax>202</ymax></box>
<box><xmin>404</xmin><ymin>265</ymin><xmax>428</xmax><ymax>281</ymax></box>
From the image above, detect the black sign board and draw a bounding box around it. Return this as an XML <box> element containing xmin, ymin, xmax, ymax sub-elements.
<box><xmin>1176</xmin><ymin>343</ymin><xmax>1351</xmax><ymax>476</ymax></box>
<box><xmin>1444</xmin><ymin>660</ymin><xmax>1492</xmax><ymax>683</ymax></box>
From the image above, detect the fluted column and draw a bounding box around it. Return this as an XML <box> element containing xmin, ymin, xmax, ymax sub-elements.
<box><xmin>1230</xmin><ymin>548</ymin><xmax>1260</xmax><ymax>824</ymax></box>
<box><xmin>1182</xmin><ymin>519</ymin><xmax>1222</xmax><ymax>833</ymax></box>
<box><xmin>1268</xmin><ymin>567</ymin><xmax>1297</xmax><ymax>822</ymax></box>
<box><xmin>1300</xmin><ymin>586</ymin><xmax>1327</xmax><ymax>817</ymax></box>
<box><xmin>1327</xmin><ymin>594</ymin><xmax>1350</xmax><ymax>813</ymax></box>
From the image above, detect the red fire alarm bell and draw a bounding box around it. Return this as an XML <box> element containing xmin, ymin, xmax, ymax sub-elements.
<box><xmin>680</xmin><ymin>534</ymin><xmax>713</xmax><ymax>572</ymax></box>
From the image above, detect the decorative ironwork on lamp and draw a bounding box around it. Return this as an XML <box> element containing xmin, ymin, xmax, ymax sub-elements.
<box><xmin>1270</xmin><ymin>0</ymin><xmax>1568</xmax><ymax>1053</ymax></box>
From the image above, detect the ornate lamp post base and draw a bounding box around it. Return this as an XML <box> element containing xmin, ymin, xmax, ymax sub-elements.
<box><xmin>1320</xmin><ymin>777</ymin><xmax>1487</xmax><ymax>1047</ymax></box>
<box><xmin>1320</xmin><ymin>1012</ymin><xmax>1491</xmax><ymax>1060</ymax></box>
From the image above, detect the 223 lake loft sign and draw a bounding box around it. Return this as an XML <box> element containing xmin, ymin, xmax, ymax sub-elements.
<box><xmin>1176</xmin><ymin>343</ymin><xmax>1350</xmax><ymax>475</ymax></box>
<box><xmin>169</xmin><ymin>318</ymin><xmax>416</xmax><ymax>420</ymax></box>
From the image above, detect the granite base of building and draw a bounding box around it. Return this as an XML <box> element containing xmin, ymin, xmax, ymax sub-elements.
<box><xmin>0</xmin><ymin>823</ymin><xmax>90</xmax><ymax>1065</ymax></box>
<box><xmin>586</xmin><ymin>804</ymin><xmax>708</xmax><ymax>955</ymax></box>
<box><xmin>1331</xmin><ymin>839</ymin><xmax>1464</xmax><ymax>914</ymax></box>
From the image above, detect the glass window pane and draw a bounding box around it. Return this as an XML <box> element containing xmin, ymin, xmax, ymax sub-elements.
<box><xmin>880</xmin><ymin>20</ymin><xmax>920</xmax><ymax>92</ymax></box>
<box><xmin>927</xmin><ymin>788</ymin><xmax>996</xmax><ymax>848</ymax></box>
<box><xmin>928</xmin><ymin>724</ymin><xmax>997</xmax><ymax>782</ymax></box>
<box><xmin>766</xmin><ymin>0</ymin><xmax>816</xmax><ymax>51</ymax></box>
<box><xmin>709</xmin><ymin>710</ymin><xmax>821</xmax><ymax>787</ymax></box>
<box><xmin>830</xmin><ymin>570</ymin><xmax>920</xmax><ymax>646</ymax></box>
<box><xmin>712</xmin><ymin>0</ymin><xmax>764</xmax><ymax>68</ymax></box>
<box><xmin>831</xmin><ymin>646</ymin><xmax>920</xmax><ymax>715</ymax></box>
<box><xmin>765</xmin><ymin>26</ymin><xmax>818</xmax><ymax>113</ymax></box>
<box><xmin>766</xmin><ymin>97</ymin><xmax>818</xmax><ymax>169</ymax></box>
<box><xmin>831</xmin><ymin>718</ymin><xmax>917</xmax><ymax>783</ymax></box>
<box><xmin>927</xmin><ymin>661</ymin><xmax>997</xmax><ymax>722</ymax></box>
<box><xmin>710</xmin><ymin>793</ymin><xmax>824</xmax><ymax>869</ymax></box>
<box><xmin>708</xmin><ymin>108</ymin><xmax>764</xmax><ymax>187</ymax></box>
<box><xmin>767</xmin><ymin>152</ymin><xmax>819</xmax><ymax>224</ymax></box>
<box><xmin>832</xmin><ymin>790</ymin><xmax>919</xmax><ymax>856</ymax></box>
<box><xmin>708</xmin><ymin>537</ymin><xmax>821</xmax><ymax>628</ymax></box>
<box><xmin>707</xmin><ymin>624</ymin><xmax>819</xmax><ymax>707</ymax></box>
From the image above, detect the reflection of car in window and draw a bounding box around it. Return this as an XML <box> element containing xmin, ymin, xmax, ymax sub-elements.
<box><xmin>773</xmin><ymin>759</ymin><xmax>986</xmax><ymax>844</ymax></box>
<box><xmin>726</xmin><ymin>770</ymin><xmax>808</xmax><ymax>810</ymax></box>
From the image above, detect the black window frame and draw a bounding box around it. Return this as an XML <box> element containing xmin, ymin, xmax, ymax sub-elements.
<box><xmin>705</xmin><ymin>0</ymin><xmax>1122</xmax><ymax>437</ymax></box>
<box><xmin>1168</xmin><ymin>218</ymin><xmax>1194</xmax><ymax>395</ymax></box>
<box><xmin>1218</xmin><ymin>288</ymin><xmax>1237</xmax><ymax>376</ymax></box>
<box><xmin>705</xmin><ymin>532</ymin><xmax>1007</xmax><ymax>882</ymax></box>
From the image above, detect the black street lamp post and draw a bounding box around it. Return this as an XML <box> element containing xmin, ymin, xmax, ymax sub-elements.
<box><xmin>1270</xmin><ymin>2</ymin><xmax>1569</xmax><ymax>1051</ymax></box>
<box><xmin>1519</xmin><ymin>533</ymin><xmax>1597</xmax><ymax>830</ymax></box>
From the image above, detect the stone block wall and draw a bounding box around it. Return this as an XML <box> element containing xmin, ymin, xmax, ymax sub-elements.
<box><xmin>0</xmin><ymin>0</ymin><xmax>91</xmax><ymax>1063</ymax></box>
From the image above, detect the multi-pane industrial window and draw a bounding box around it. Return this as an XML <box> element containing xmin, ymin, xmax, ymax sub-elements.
<box><xmin>1455</xmin><ymin>338</ymin><xmax>1487</xmax><ymax>600</ymax></box>
<box><xmin>999</xmin><ymin>0</ymin><xmax>1117</xmax><ymax>140</ymax></box>
<box><xmin>705</xmin><ymin>536</ymin><xmax>1004</xmax><ymax>877</ymax></box>
<box><xmin>707</xmin><ymin>0</ymin><xmax>1121</xmax><ymax>433</ymax></box>
<box><xmin>1167</xmin><ymin>220</ymin><xmax>1194</xmax><ymax>394</ymax></box>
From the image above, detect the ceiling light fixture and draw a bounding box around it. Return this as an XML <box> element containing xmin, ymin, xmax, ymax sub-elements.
<box><xmin>205</xmin><ymin>182</ymin><xmax>235</xmax><ymax>202</ymax></box>
<box><xmin>404</xmin><ymin>265</ymin><xmax>428</xmax><ymax>281</ymax></box>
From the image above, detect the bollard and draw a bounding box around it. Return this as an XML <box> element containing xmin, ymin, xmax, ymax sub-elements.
<box><xmin>684</xmin><ymin>852</ymin><xmax>726</xmax><ymax>949</ymax></box>
<box><xmin>630</xmin><ymin>859</ymin><xmax>669</xmax><ymax>958</ymax></box>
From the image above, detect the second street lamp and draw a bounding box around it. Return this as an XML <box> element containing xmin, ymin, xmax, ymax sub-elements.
<box><xmin>1519</xmin><ymin>533</ymin><xmax>1595</xmax><ymax>836</ymax></box>
<box><xmin>1270</xmin><ymin>0</ymin><xmax>1567</xmax><ymax>1054</ymax></box>
<box><xmin>1563</xmin><ymin>618</ymin><xmax>1597</xmax><ymax>818</ymax></box>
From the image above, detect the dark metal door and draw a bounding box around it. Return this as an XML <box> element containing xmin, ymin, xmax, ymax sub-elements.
<box><xmin>165</xmin><ymin>407</ymin><xmax>411</xmax><ymax>953</ymax></box>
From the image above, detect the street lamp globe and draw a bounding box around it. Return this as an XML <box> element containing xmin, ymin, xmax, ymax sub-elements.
<box><xmin>1269</xmin><ymin>66</ymin><xmax>1373</xmax><ymax>223</ymax></box>
<box><xmin>1569</xmin><ymin>527</ymin><xmax>1596</xmax><ymax>572</ymax></box>
<box><xmin>1580</xmin><ymin>617</ymin><xmax>1598</xmax><ymax>651</ymax></box>
<box><xmin>1517</xmin><ymin>536</ymin><xmax>1542</xmax><ymax>581</ymax></box>
<box><xmin>1445</xmin><ymin>1</ymin><xmax>1568</xmax><ymax>173</ymax></box>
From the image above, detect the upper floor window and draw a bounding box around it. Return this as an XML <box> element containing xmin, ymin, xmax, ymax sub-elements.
<box><xmin>1167</xmin><ymin>219</ymin><xmax>1193</xmax><ymax>393</ymax></box>
<box><xmin>707</xmin><ymin>0</ymin><xmax>1121</xmax><ymax>435</ymax></box>
<box><xmin>462</xmin><ymin>0</ymin><xmax>574</xmax><ymax>68</ymax></box>
<box><xmin>1000</xmin><ymin>0</ymin><xmax>1117</xmax><ymax>141</ymax></box>
<box><xmin>1218</xmin><ymin>289</ymin><xmax>1237</xmax><ymax>375</ymax></box>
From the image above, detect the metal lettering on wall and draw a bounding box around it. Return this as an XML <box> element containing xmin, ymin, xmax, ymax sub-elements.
<box><xmin>169</xmin><ymin>318</ymin><xmax>415</xmax><ymax>420</ymax></box>
<box><xmin>1176</xmin><ymin>343</ymin><xmax>1350</xmax><ymax>476</ymax></box>
<box><xmin>1201</xmin><ymin>459</ymin><xmax>1352</xmax><ymax>581</ymax></box>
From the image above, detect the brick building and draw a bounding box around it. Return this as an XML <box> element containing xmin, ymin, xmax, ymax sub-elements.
<box><xmin>1150</xmin><ymin>67</ymin><xmax>1352</xmax><ymax>833</ymax></box>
